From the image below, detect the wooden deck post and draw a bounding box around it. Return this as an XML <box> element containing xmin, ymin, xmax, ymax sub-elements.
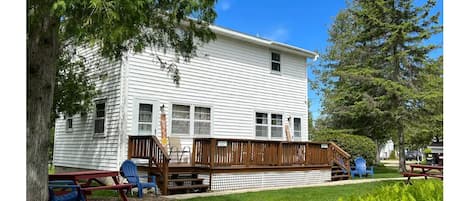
<box><xmin>246</xmin><ymin>140</ymin><xmax>251</xmax><ymax>167</ymax></box>
<box><xmin>210</xmin><ymin>138</ymin><xmax>216</xmax><ymax>168</ymax></box>
<box><xmin>127</xmin><ymin>136</ymin><xmax>132</xmax><ymax>159</ymax></box>
<box><xmin>192</xmin><ymin>138</ymin><xmax>196</xmax><ymax>166</ymax></box>
<box><xmin>304</xmin><ymin>143</ymin><xmax>309</xmax><ymax>165</ymax></box>
<box><xmin>277</xmin><ymin>142</ymin><xmax>283</xmax><ymax>166</ymax></box>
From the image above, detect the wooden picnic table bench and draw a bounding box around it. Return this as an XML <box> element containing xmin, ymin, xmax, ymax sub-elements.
<box><xmin>402</xmin><ymin>164</ymin><xmax>443</xmax><ymax>184</ymax></box>
<box><xmin>49</xmin><ymin>170</ymin><xmax>131</xmax><ymax>201</ymax></box>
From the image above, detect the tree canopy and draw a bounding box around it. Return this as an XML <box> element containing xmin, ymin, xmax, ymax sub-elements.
<box><xmin>28</xmin><ymin>0</ymin><xmax>218</xmax><ymax>200</ymax></box>
<box><xmin>314</xmin><ymin>0</ymin><xmax>442</xmax><ymax>171</ymax></box>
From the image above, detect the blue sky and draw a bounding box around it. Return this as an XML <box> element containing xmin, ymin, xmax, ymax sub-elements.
<box><xmin>213</xmin><ymin>0</ymin><xmax>443</xmax><ymax>121</ymax></box>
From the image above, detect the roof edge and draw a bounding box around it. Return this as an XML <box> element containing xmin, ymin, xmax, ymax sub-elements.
<box><xmin>209</xmin><ymin>25</ymin><xmax>318</xmax><ymax>59</ymax></box>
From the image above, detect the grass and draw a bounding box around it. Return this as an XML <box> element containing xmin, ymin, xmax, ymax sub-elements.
<box><xmin>183</xmin><ymin>181</ymin><xmax>400</xmax><ymax>201</ymax></box>
<box><xmin>351</xmin><ymin>165</ymin><xmax>401</xmax><ymax>179</ymax></box>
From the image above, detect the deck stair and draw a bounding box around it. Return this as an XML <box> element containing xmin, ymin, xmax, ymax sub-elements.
<box><xmin>331</xmin><ymin>165</ymin><xmax>350</xmax><ymax>181</ymax></box>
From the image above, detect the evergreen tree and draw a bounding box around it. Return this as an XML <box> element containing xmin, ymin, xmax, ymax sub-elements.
<box><xmin>317</xmin><ymin>0</ymin><xmax>441</xmax><ymax>171</ymax></box>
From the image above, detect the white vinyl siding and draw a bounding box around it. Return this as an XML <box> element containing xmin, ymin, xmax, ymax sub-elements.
<box><xmin>53</xmin><ymin>46</ymin><xmax>123</xmax><ymax>171</ymax></box>
<box><xmin>124</xmin><ymin>34</ymin><xmax>308</xmax><ymax>146</ymax></box>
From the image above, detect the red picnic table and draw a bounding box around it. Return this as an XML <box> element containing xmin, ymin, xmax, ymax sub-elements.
<box><xmin>49</xmin><ymin>170</ymin><xmax>132</xmax><ymax>201</ymax></box>
<box><xmin>402</xmin><ymin>164</ymin><xmax>443</xmax><ymax>184</ymax></box>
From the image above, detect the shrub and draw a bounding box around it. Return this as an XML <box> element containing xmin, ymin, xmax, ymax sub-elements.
<box><xmin>388</xmin><ymin>150</ymin><xmax>397</xmax><ymax>160</ymax></box>
<box><xmin>338</xmin><ymin>180</ymin><xmax>443</xmax><ymax>201</ymax></box>
<box><xmin>314</xmin><ymin>133</ymin><xmax>377</xmax><ymax>165</ymax></box>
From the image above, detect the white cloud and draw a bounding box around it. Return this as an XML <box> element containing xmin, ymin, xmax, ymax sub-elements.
<box><xmin>220</xmin><ymin>1</ymin><xmax>231</xmax><ymax>11</ymax></box>
<box><xmin>264</xmin><ymin>27</ymin><xmax>289</xmax><ymax>42</ymax></box>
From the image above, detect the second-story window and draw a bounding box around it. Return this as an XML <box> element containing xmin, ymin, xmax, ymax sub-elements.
<box><xmin>271</xmin><ymin>52</ymin><xmax>281</xmax><ymax>72</ymax></box>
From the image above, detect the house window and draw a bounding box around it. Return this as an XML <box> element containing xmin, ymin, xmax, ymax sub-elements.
<box><xmin>294</xmin><ymin>118</ymin><xmax>301</xmax><ymax>137</ymax></box>
<box><xmin>271</xmin><ymin>114</ymin><xmax>283</xmax><ymax>138</ymax></box>
<box><xmin>194</xmin><ymin>107</ymin><xmax>211</xmax><ymax>135</ymax></box>
<box><xmin>138</xmin><ymin>104</ymin><xmax>153</xmax><ymax>135</ymax></box>
<box><xmin>94</xmin><ymin>102</ymin><xmax>105</xmax><ymax>135</ymax></box>
<box><xmin>271</xmin><ymin>52</ymin><xmax>281</xmax><ymax>72</ymax></box>
<box><xmin>66</xmin><ymin>117</ymin><xmax>73</xmax><ymax>132</ymax></box>
<box><xmin>255</xmin><ymin>112</ymin><xmax>268</xmax><ymax>137</ymax></box>
<box><xmin>171</xmin><ymin>104</ymin><xmax>190</xmax><ymax>135</ymax></box>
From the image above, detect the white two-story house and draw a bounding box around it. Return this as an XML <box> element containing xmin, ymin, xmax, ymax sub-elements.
<box><xmin>51</xmin><ymin>25</ymin><xmax>342</xmax><ymax>194</ymax></box>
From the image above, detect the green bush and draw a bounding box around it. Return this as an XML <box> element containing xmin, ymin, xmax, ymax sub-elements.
<box><xmin>314</xmin><ymin>133</ymin><xmax>377</xmax><ymax>165</ymax></box>
<box><xmin>388</xmin><ymin>150</ymin><xmax>397</xmax><ymax>160</ymax></box>
<box><xmin>338</xmin><ymin>180</ymin><xmax>443</xmax><ymax>201</ymax></box>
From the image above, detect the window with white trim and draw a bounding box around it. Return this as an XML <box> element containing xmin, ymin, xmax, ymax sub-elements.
<box><xmin>294</xmin><ymin>118</ymin><xmax>301</xmax><ymax>137</ymax></box>
<box><xmin>94</xmin><ymin>101</ymin><xmax>106</xmax><ymax>135</ymax></box>
<box><xmin>194</xmin><ymin>107</ymin><xmax>211</xmax><ymax>135</ymax></box>
<box><xmin>255</xmin><ymin>113</ymin><xmax>268</xmax><ymax>137</ymax></box>
<box><xmin>66</xmin><ymin>117</ymin><xmax>73</xmax><ymax>132</ymax></box>
<box><xmin>271</xmin><ymin>114</ymin><xmax>283</xmax><ymax>138</ymax></box>
<box><xmin>137</xmin><ymin>104</ymin><xmax>153</xmax><ymax>135</ymax></box>
<box><xmin>271</xmin><ymin>52</ymin><xmax>281</xmax><ymax>72</ymax></box>
<box><xmin>171</xmin><ymin>104</ymin><xmax>190</xmax><ymax>135</ymax></box>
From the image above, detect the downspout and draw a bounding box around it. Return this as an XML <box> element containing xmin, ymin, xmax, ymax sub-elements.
<box><xmin>116</xmin><ymin>51</ymin><xmax>129</xmax><ymax>170</ymax></box>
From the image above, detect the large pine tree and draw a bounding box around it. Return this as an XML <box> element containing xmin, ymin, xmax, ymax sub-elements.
<box><xmin>318</xmin><ymin>0</ymin><xmax>441</xmax><ymax>171</ymax></box>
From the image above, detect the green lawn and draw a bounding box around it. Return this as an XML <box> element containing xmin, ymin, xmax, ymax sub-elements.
<box><xmin>351</xmin><ymin>165</ymin><xmax>401</xmax><ymax>179</ymax></box>
<box><xmin>183</xmin><ymin>181</ymin><xmax>400</xmax><ymax>201</ymax></box>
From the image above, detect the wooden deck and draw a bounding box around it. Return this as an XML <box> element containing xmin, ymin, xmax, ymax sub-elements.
<box><xmin>128</xmin><ymin>136</ymin><xmax>351</xmax><ymax>195</ymax></box>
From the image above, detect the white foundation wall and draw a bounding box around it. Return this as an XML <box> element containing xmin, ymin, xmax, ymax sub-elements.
<box><xmin>208</xmin><ymin>169</ymin><xmax>331</xmax><ymax>191</ymax></box>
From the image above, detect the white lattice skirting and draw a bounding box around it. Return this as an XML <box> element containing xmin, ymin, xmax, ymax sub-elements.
<box><xmin>203</xmin><ymin>169</ymin><xmax>331</xmax><ymax>191</ymax></box>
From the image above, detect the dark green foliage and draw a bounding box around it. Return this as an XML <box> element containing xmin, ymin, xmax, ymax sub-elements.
<box><xmin>314</xmin><ymin>132</ymin><xmax>377</xmax><ymax>165</ymax></box>
<box><xmin>388</xmin><ymin>150</ymin><xmax>397</xmax><ymax>160</ymax></box>
<box><xmin>52</xmin><ymin>51</ymin><xmax>97</xmax><ymax>123</ymax></box>
<box><xmin>339</xmin><ymin>179</ymin><xmax>443</xmax><ymax>201</ymax></box>
<box><xmin>314</xmin><ymin>0</ymin><xmax>442</xmax><ymax>171</ymax></box>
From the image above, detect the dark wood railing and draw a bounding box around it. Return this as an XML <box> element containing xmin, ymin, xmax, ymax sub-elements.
<box><xmin>128</xmin><ymin>135</ymin><xmax>170</xmax><ymax>195</ymax></box>
<box><xmin>328</xmin><ymin>142</ymin><xmax>351</xmax><ymax>177</ymax></box>
<box><xmin>192</xmin><ymin>138</ymin><xmax>348</xmax><ymax>172</ymax></box>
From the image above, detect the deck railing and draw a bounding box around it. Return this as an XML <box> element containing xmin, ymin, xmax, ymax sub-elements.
<box><xmin>192</xmin><ymin>138</ymin><xmax>347</xmax><ymax>169</ymax></box>
<box><xmin>128</xmin><ymin>135</ymin><xmax>170</xmax><ymax>195</ymax></box>
<box><xmin>328</xmin><ymin>141</ymin><xmax>351</xmax><ymax>176</ymax></box>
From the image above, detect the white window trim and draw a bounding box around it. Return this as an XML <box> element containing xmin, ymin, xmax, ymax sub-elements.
<box><xmin>270</xmin><ymin>51</ymin><xmax>282</xmax><ymax>74</ymax></box>
<box><xmin>270</xmin><ymin>113</ymin><xmax>284</xmax><ymax>139</ymax></box>
<box><xmin>169</xmin><ymin>103</ymin><xmax>213</xmax><ymax>137</ymax></box>
<box><xmin>132</xmin><ymin>98</ymin><xmax>159</xmax><ymax>136</ymax></box>
<box><xmin>93</xmin><ymin>98</ymin><xmax>107</xmax><ymax>138</ymax></box>
<box><xmin>293</xmin><ymin>117</ymin><xmax>302</xmax><ymax>139</ymax></box>
<box><xmin>254</xmin><ymin>112</ymin><xmax>269</xmax><ymax>139</ymax></box>
<box><xmin>194</xmin><ymin>106</ymin><xmax>213</xmax><ymax>136</ymax></box>
<box><xmin>254</xmin><ymin>111</ymin><xmax>285</xmax><ymax>140</ymax></box>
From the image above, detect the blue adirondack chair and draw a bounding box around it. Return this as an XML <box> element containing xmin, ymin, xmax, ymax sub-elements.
<box><xmin>120</xmin><ymin>160</ymin><xmax>158</xmax><ymax>198</ymax></box>
<box><xmin>48</xmin><ymin>180</ymin><xmax>85</xmax><ymax>201</ymax></box>
<box><xmin>351</xmin><ymin>157</ymin><xmax>374</xmax><ymax>178</ymax></box>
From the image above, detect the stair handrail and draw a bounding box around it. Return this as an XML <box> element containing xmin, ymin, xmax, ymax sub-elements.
<box><xmin>328</xmin><ymin>142</ymin><xmax>351</xmax><ymax>177</ymax></box>
<box><xmin>128</xmin><ymin>135</ymin><xmax>170</xmax><ymax>195</ymax></box>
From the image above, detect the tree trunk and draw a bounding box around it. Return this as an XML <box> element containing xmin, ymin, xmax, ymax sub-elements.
<box><xmin>27</xmin><ymin>2</ymin><xmax>59</xmax><ymax>200</ymax></box>
<box><xmin>398</xmin><ymin>125</ymin><xmax>407</xmax><ymax>172</ymax></box>
<box><xmin>375</xmin><ymin>140</ymin><xmax>381</xmax><ymax>164</ymax></box>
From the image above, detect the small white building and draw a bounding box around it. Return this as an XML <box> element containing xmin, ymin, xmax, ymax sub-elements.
<box><xmin>379</xmin><ymin>140</ymin><xmax>394</xmax><ymax>160</ymax></box>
